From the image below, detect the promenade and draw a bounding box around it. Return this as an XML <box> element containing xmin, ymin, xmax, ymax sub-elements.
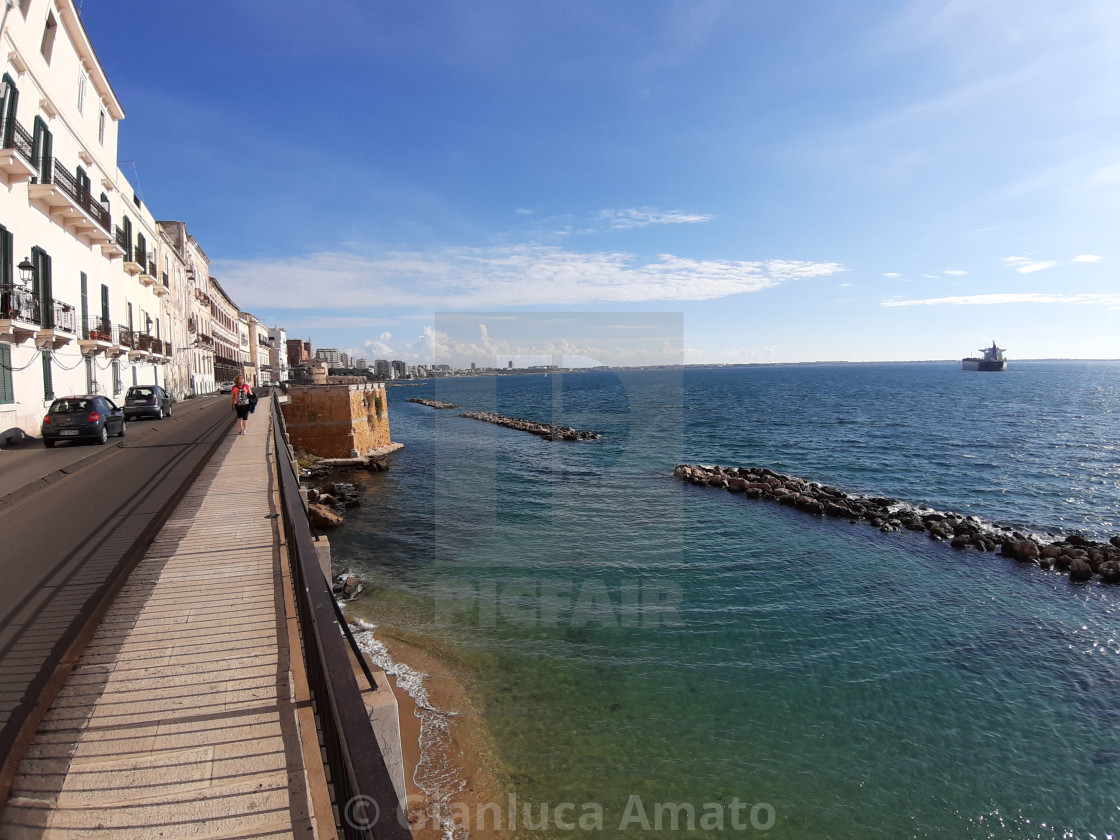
<box><xmin>0</xmin><ymin>397</ymin><xmax>320</xmax><ymax>839</ymax></box>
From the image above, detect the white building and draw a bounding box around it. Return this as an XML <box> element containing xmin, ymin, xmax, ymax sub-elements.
<box><xmin>267</xmin><ymin>325</ymin><xmax>288</xmax><ymax>383</ymax></box>
<box><xmin>0</xmin><ymin>0</ymin><xmax>170</xmax><ymax>438</ymax></box>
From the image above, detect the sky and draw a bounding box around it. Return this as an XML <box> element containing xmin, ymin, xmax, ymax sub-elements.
<box><xmin>80</xmin><ymin>0</ymin><xmax>1120</xmax><ymax>366</ymax></box>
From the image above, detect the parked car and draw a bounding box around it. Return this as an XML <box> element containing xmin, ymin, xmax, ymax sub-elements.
<box><xmin>123</xmin><ymin>385</ymin><xmax>172</xmax><ymax>420</ymax></box>
<box><xmin>41</xmin><ymin>395</ymin><xmax>126</xmax><ymax>447</ymax></box>
<box><xmin>218</xmin><ymin>381</ymin><xmax>234</xmax><ymax>394</ymax></box>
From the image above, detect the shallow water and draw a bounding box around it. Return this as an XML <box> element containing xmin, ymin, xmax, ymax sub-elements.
<box><xmin>335</xmin><ymin>362</ymin><xmax>1120</xmax><ymax>839</ymax></box>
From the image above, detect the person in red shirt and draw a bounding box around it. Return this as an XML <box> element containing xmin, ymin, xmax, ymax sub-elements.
<box><xmin>231</xmin><ymin>374</ymin><xmax>253</xmax><ymax>435</ymax></box>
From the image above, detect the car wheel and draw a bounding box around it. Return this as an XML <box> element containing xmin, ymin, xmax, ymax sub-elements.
<box><xmin>95</xmin><ymin>426</ymin><xmax>108</xmax><ymax>445</ymax></box>
<box><xmin>166</xmin><ymin>405</ymin><xmax>172</xmax><ymax>417</ymax></box>
<box><xmin>155</xmin><ymin>407</ymin><xmax>163</xmax><ymax>420</ymax></box>
<box><xmin>43</xmin><ymin>439</ymin><xmax>55</xmax><ymax>448</ymax></box>
<box><xmin>118</xmin><ymin>420</ymin><xmax>126</xmax><ymax>438</ymax></box>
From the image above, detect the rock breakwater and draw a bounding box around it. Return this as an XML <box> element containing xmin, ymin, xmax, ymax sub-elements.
<box><xmin>673</xmin><ymin>464</ymin><xmax>1120</xmax><ymax>584</ymax></box>
<box><xmin>407</xmin><ymin>398</ymin><xmax>460</xmax><ymax>409</ymax></box>
<box><xmin>459</xmin><ymin>411</ymin><xmax>601</xmax><ymax>441</ymax></box>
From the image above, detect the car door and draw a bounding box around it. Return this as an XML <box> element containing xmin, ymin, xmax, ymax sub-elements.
<box><xmin>102</xmin><ymin>398</ymin><xmax>124</xmax><ymax>433</ymax></box>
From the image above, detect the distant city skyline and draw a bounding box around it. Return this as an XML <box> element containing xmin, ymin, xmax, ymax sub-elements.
<box><xmin>83</xmin><ymin>1</ymin><xmax>1120</xmax><ymax>364</ymax></box>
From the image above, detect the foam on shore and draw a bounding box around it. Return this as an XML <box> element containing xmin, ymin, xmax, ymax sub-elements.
<box><xmin>350</xmin><ymin>619</ymin><xmax>468</xmax><ymax>840</ymax></box>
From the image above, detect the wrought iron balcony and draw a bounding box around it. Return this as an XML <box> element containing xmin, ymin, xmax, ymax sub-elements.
<box><xmin>28</xmin><ymin>157</ymin><xmax>112</xmax><ymax>244</ymax></box>
<box><xmin>117</xmin><ymin>326</ymin><xmax>136</xmax><ymax>348</ymax></box>
<box><xmin>82</xmin><ymin>316</ymin><xmax>114</xmax><ymax>343</ymax></box>
<box><xmin>102</xmin><ymin>225</ymin><xmax>128</xmax><ymax>260</ymax></box>
<box><xmin>0</xmin><ymin>119</ymin><xmax>36</xmax><ymax>182</ymax></box>
<box><xmin>196</xmin><ymin>333</ymin><xmax>214</xmax><ymax>349</ymax></box>
<box><xmin>0</xmin><ymin>283</ymin><xmax>39</xmax><ymax>324</ymax></box>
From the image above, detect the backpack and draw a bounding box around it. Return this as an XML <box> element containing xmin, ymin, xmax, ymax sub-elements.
<box><xmin>236</xmin><ymin>385</ymin><xmax>251</xmax><ymax>406</ymax></box>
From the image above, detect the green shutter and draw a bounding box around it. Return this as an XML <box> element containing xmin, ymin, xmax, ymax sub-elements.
<box><xmin>0</xmin><ymin>345</ymin><xmax>13</xmax><ymax>404</ymax></box>
<box><xmin>42</xmin><ymin>349</ymin><xmax>53</xmax><ymax>399</ymax></box>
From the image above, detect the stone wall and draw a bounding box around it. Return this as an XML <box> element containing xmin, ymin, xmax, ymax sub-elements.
<box><xmin>281</xmin><ymin>383</ymin><xmax>391</xmax><ymax>458</ymax></box>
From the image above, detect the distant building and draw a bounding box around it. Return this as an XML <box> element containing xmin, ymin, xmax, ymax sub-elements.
<box><xmin>287</xmin><ymin>339</ymin><xmax>311</xmax><ymax>368</ymax></box>
<box><xmin>316</xmin><ymin>347</ymin><xmax>344</xmax><ymax>367</ymax></box>
<box><xmin>373</xmin><ymin>359</ymin><xmax>392</xmax><ymax>379</ymax></box>
<box><xmin>268</xmin><ymin>326</ymin><xmax>289</xmax><ymax>382</ymax></box>
<box><xmin>354</xmin><ymin>358</ymin><xmax>368</xmax><ymax>370</ymax></box>
<box><xmin>508</xmin><ymin>360</ymin><xmax>514</xmax><ymax>369</ymax></box>
<box><xmin>391</xmin><ymin>360</ymin><xmax>407</xmax><ymax>379</ymax></box>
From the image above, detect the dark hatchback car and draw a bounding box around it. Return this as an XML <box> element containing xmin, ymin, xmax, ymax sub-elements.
<box><xmin>41</xmin><ymin>395</ymin><xmax>126</xmax><ymax>447</ymax></box>
<box><xmin>124</xmin><ymin>385</ymin><xmax>172</xmax><ymax>420</ymax></box>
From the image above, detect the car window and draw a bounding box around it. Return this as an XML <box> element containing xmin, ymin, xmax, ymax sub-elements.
<box><xmin>49</xmin><ymin>399</ymin><xmax>92</xmax><ymax>414</ymax></box>
<box><xmin>105</xmin><ymin>399</ymin><xmax>119</xmax><ymax>411</ymax></box>
<box><xmin>128</xmin><ymin>387</ymin><xmax>155</xmax><ymax>397</ymax></box>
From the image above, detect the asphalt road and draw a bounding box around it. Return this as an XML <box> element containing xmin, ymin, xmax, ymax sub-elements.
<box><xmin>0</xmin><ymin>396</ymin><xmax>236</xmax><ymax>778</ymax></box>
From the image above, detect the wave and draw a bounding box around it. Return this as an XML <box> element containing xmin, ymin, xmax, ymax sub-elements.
<box><xmin>350</xmin><ymin>619</ymin><xmax>468</xmax><ymax>840</ymax></box>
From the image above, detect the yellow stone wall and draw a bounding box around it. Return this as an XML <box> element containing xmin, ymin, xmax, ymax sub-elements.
<box><xmin>281</xmin><ymin>383</ymin><xmax>391</xmax><ymax>458</ymax></box>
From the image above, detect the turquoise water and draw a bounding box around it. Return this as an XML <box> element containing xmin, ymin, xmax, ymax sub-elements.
<box><xmin>334</xmin><ymin>362</ymin><xmax>1120</xmax><ymax>839</ymax></box>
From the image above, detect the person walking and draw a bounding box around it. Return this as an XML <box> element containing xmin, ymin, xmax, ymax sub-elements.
<box><xmin>231</xmin><ymin>374</ymin><xmax>253</xmax><ymax>435</ymax></box>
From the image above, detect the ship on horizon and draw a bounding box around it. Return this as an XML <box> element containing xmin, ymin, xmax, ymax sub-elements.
<box><xmin>962</xmin><ymin>341</ymin><xmax>1007</xmax><ymax>371</ymax></box>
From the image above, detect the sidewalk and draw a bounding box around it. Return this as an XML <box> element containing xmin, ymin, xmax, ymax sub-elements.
<box><xmin>0</xmin><ymin>397</ymin><xmax>317</xmax><ymax>839</ymax></box>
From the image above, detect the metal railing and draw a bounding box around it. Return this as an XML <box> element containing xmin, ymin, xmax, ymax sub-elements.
<box><xmin>114</xmin><ymin>225</ymin><xmax>129</xmax><ymax>255</ymax></box>
<box><xmin>0</xmin><ymin>284</ymin><xmax>39</xmax><ymax>323</ymax></box>
<box><xmin>83</xmin><ymin>315</ymin><xmax>113</xmax><ymax>342</ymax></box>
<box><xmin>50</xmin><ymin>300</ymin><xmax>76</xmax><ymax>333</ymax></box>
<box><xmin>270</xmin><ymin>402</ymin><xmax>410</xmax><ymax>840</ymax></box>
<box><xmin>1</xmin><ymin>118</ymin><xmax>34</xmax><ymax>165</ymax></box>
<box><xmin>41</xmin><ymin>158</ymin><xmax>111</xmax><ymax>231</ymax></box>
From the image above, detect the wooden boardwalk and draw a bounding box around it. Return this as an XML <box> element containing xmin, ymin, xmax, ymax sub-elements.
<box><xmin>0</xmin><ymin>398</ymin><xmax>317</xmax><ymax>840</ymax></box>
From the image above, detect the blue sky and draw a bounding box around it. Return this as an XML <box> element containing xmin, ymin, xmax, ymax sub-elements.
<box><xmin>82</xmin><ymin>0</ymin><xmax>1120</xmax><ymax>365</ymax></box>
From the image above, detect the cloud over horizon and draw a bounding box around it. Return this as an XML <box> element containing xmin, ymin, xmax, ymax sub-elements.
<box><xmin>882</xmin><ymin>292</ymin><xmax>1120</xmax><ymax>308</ymax></box>
<box><xmin>214</xmin><ymin>246</ymin><xmax>845</xmax><ymax>310</ymax></box>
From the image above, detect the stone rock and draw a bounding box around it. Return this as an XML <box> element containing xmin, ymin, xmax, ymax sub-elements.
<box><xmin>1098</xmin><ymin>560</ymin><xmax>1120</xmax><ymax>584</ymax></box>
<box><xmin>1040</xmin><ymin>544</ymin><xmax>1062</xmax><ymax>559</ymax></box>
<box><xmin>1111</xmin><ymin>536</ymin><xmax>1120</xmax><ymax>549</ymax></box>
<box><xmin>1038</xmin><ymin>556</ymin><xmax>1055</xmax><ymax>570</ymax></box>
<box><xmin>308</xmin><ymin>503</ymin><xmax>343</xmax><ymax>529</ymax></box>
<box><xmin>1069</xmin><ymin>558</ymin><xmax>1093</xmax><ymax>582</ymax></box>
<box><xmin>950</xmin><ymin>534</ymin><xmax>971</xmax><ymax>550</ymax></box>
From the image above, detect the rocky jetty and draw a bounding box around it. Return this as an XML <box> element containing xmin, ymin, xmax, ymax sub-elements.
<box><xmin>460</xmin><ymin>411</ymin><xmax>601</xmax><ymax>441</ymax></box>
<box><xmin>407</xmin><ymin>398</ymin><xmax>460</xmax><ymax>409</ymax></box>
<box><xmin>673</xmin><ymin>464</ymin><xmax>1120</xmax><ymax>585</ymax></box>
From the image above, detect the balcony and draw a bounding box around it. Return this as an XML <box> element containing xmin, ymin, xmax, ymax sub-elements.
<box><xmin>101</xmin><ymin>225</ymin><xmax>127</xmax><ymax>260</ymax></box>
<box><xmin>0</xmin><ymin>284</ymin><xmax>76</xmax><ymax>347</ymax></box>
<box><xmin>27</xmin><ymin>157</ymin><xmax>113</xmax><ymax>246</ymax></box>
<box><xmin>155</xmin><ymin>272</ymin><xmax>169</xmax><ymax>298</ymax></box>
<box><xmin>0</xmin><ymin>283</ymin><xmax>41</xmax><ymax>344</ymax></box>
<box><xmin>196</xmin><ymin>333</ymin><xmax>214</xmax><ymax>350</ymax></box>
<box><xmin>0</xmin><ymin>120</ymin><xmax>36</xmax><ymax>184</ymax></box>
<box><xmin>36</xmin><ymin>300</ymin><xmax>77</xmax><ymax>349</ymax></box>
<box><xmin>78</xmin><ymin>316</ymin><xmax>116</xmax><ymax>356</ymax></box>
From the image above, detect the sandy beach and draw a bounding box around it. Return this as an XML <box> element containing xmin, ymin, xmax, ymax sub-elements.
<box><xmin>356</xmin><ymin>622</ymin><xmax>513</xmax><ymax>840</ymax></box>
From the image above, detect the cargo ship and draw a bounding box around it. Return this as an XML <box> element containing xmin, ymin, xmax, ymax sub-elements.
<box><xmin>961</xmin><ymin>341</ymin><xmax>1007</xmax><ymax>371</ymax></box>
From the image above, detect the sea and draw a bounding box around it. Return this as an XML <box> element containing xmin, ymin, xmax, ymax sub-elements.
<box><xmin>332</xmin><ymin>361</ymin><xmax>1120</xmax><ymax>840</ymax></box>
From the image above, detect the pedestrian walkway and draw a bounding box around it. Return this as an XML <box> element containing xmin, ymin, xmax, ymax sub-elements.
<box><xmin>0</xmin><ymin>397</ymin><xmax>316</xmax><ymax>839</ymax></box>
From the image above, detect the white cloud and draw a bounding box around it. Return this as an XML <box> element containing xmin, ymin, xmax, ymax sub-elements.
<box><xmin>597</xmin><ymin>207</ymin><xmax>714</xmax><ymax>230</ymax></box>
<box><xmin>515</xmin><ymin>208</ymin><xmax>534</xmax><ymax>215</ymax></box>
<box><xmin>379</xmin><ymin>331</ymin><xmax>392</xmax><ymax>342</ymax></box>
<box><xmin>1073</xmin><ymin>254</ymin><xmax>1103</xmax><ymax>262</ymax></box>
<box><xmin>214</xmin><ymin>247</ymin><xmax>845</xmax><ymax>310</ymax></box>
<box><xmin>882</xmin><ymin>292</ymin><xmax>1120</xmax><ymax>308</ymax></box>
<box><xmin>1003</xmin><ymin>256</ymin><xmax>1059</xmax><ymax>274</ymax></box>
<box><xmin>922</xmin><ymin>274</ymin><xmax>938</xmax><ymax>279</ymax></box>
<box><xmin>1090</xmin><ymin>163</ymin><xmax>1120</xmax><ymax>187</ymax></box>
<box><xmin>883</xmin><ymin>272</ymin><xmax>901</xmax><ymax>278</ymax></box>
<box><xmin>944</xmin><ymin>270</ymin><xmax>967</xmax><ymax>276</ymax></box>
<box><xmin>363</xmin><ymin>338</ymin><xmax>395</xmax><ymax>356</ymax></box>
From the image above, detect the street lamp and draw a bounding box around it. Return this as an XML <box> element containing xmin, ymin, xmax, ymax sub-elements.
<box><xmin>17</xmin><ymin>257</ymin><xmax>34</xmax><ymax>288</ymax></box>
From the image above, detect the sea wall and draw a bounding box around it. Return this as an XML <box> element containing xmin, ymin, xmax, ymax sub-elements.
<box><xmin>281</xmin><ymin>383</ymin><xmax>391</xmax><ymax>459</ymax></box>
<box><xmin>460</xmin><ymin>411</ymin><xmax>601</xmax><ymax>440</ymax></box>
<box><xmin>674</xmin><ymin>464</ymin><xmax>1120</xmax><ymax>584</ymax></box>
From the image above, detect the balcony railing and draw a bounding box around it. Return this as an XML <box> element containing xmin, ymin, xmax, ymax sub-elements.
<box><xmin>83</xmin><ymin>316</ymin><xmax>114</xmax><ymax>343</ymax></box>
<box><xmin>137</xmin><ymin>332</ymin><xmax>152</xmax><ymax>352</ymax></box>
<box><xmin>0</xmin><ymin>283</ymin><xmax>40</xmax><ymax>324</ymax></box>
<box><xmin>117</xmin><ymin>326</ymin><xmax>135</xmax><ymax>348</ymax></box>
<box><xmin>114</xmin><ymin>226</ymin><xmax>129</xmax><ymax>255</ymax></box>
<box><xmin>1</xmin><ymin>119</ymin><xmax>35</xmax><ymax>165</ymax></box>
<box><xmin>147</xmin><ymin>260</ymin><xmax>157</xmax><ymax>277</ymax></box>
<box><xmin>196</xmin><ymin>333</ymin><xmax>214</xmax><ymax>349</ymax></box>
<box><xmin>41</xmin><ymin>158</ymin><xmax>111</xmax><ymax>231</ymax></box>
<box><xmin>50</xmin><ymin>300</ymin><xmax>76</xmax><ymax>334</ymax></box>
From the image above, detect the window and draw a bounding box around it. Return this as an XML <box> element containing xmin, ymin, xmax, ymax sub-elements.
<box><xmin>98</xmin><ymin>109</ymin><xmax>105</xmax><ymax>145</ymax></box>
<box><xmin>112</xmin><ymin>359</ymin><xmax>121</xmax><ymax>395</ymax></box>
<box><xmin>1</xmin><ymin>224</ymin><xmax>11</xmax><ymax>288</ymax></box>
<box><xmin>121</xmin><ymin>216</ymin><xmax>132</xmax><ymax>261</ymax></box>
<box><xmin>77</xmin><ymin>73</ymin><xmax>87</xmax><ymax>114</ymax></box>
<box><xmin>31</xmin><ymin>116</ymin><xmax>52</xmax><ymax>183</ymax></box>
<box><xmin>42</xmin><ymin>349</ymin><xmax>53</xmax><ymax>399</ymax></box>
<box><xmin>40</xmin><ymin>14</ymin><xmax>57</xmax><ymax>64</ymax></box>
<box><xmin>0</xmin><ymin>344</ymin><xmax>13</xmax><ymax>404</ymax></box>
<box><xmin>136</xmin><ymin>232</ymin><xmax>146</xmax><ymax>265</ymax></box>
<box><xmin>31</xmin><ymin>246</ymin><xmax>52</xmax><ymax>329</ymax></box>
<box><xmin>1</xmin><ymin>74</ymin><xmax>19</xmax><ymax>149</ymax></box>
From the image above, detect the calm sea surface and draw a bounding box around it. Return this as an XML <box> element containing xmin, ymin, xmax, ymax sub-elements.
<box><xmin>334</xmin><ymin>362</ymin><xmax>1120</xmax><ymax>839</ymax></box>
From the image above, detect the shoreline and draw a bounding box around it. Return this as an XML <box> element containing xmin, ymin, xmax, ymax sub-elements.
<box><xmin>350</xmin><ymin>618</ymin><xmax>512</xmax><ymax>840</ymax></box>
